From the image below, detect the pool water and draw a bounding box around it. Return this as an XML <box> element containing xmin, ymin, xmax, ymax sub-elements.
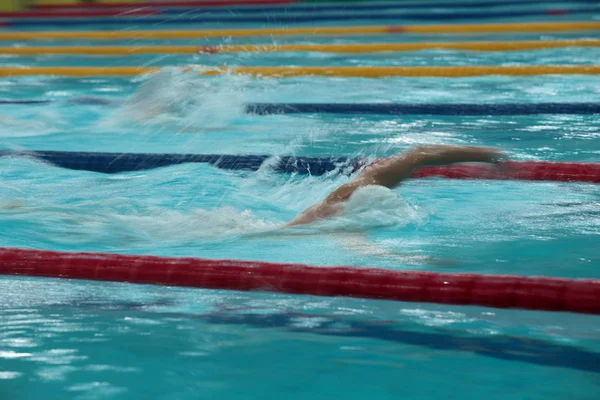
<box><xmin>1</xmin><ymin>5</ymin><xmax>600</xmax><ymax>400</ymax></box>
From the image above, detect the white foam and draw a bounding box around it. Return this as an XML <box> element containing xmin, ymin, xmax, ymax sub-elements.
<box><xmin>111</xmin><ymin>67</ymin><xmax>248</xmax><ymax>130</ymax></box>
<box><xmin>2</xmin><ymin>200</ymin><xmax>278</xmax><ymax>245</ymax></box>
<box><xmin>338</xmin><ymin>185</ymin><xmax>423</xmax><ymax>229</ymax></box>
<box><xmin>111</xmin><ymin>207</ymin><xmax>277</xmax><ymax>242</ymax></box>
<box><xmin>345</xmin><ymin>185</ymin><xmax>401</xmax><ymax>213</ymax></box>
<box><xmin>278</xmin><ymin>185</ymin><xmax>424</xmax><ymax>235</ymax></box>
<box><xmin>0</xmin><ymin>110</ymin><xmax>67</xmax><ymax>137</ymax></box>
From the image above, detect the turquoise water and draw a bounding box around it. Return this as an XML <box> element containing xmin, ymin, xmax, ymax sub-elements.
<box><xmin>1</xmin><ymin>7</ymin><xmax>600</xmax><ymax>400</ymax></box>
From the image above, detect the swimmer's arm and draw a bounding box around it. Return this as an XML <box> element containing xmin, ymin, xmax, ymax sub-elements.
<box><xmin>320</xmin><ymin>145</ymin><xmax>502</xmax><ymax>204</ymax></box>
<box><xmin>360</xmin><ymin>145</ymin><xmax>503</xmax><ymax>189</ymax></box>
<box><xmin>287</xmin><ymin>145</ymin><xmax>503</xmax><ymax>227</ymax></box>
<box><xmin>283</xmin><ymin>200</ymin><xmax>343</xmax><ymax>227</ymax></box>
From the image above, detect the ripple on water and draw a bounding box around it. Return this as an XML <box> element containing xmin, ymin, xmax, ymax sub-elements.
<box><xmin>0</xmin><ymin>371</ymin><xmax>22</xmax><ymax>380</ymax></box>
<box><xmin>36</xmin><ymin>365</ymin><xmax>78</xmax><ymax>382</ymax></box>
<box><xmin>0</xmin><ymin>337</ymin><xmax>38</xmax><ymax>348</ymax></box>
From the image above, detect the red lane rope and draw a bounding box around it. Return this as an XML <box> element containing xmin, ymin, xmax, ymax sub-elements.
<box><xmin>1</xmin><ymin>248</ymin><xmax>598</xmax><ymax>314</ymax></box>
<box><xmin>33</xmin><ymin>0</ymin><xmax>296</xmax><ymax>10</ymax></box>
<box><xmin>411</xmin><ymin>161</ymin><xmax>600</xmax><ymax>183</ymax></box>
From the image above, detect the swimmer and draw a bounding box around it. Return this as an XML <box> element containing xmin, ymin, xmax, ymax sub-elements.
<box><xmin>285</xmin><ymin>145</ymin><xmax>504</xmax><ymax>227</ymax></box>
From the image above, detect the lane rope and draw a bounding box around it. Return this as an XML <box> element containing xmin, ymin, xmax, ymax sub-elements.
<box><xmin>3</xmin><ymin>40</ymin><xmax>599</xmax><ymax>55</ymax></box>
<box><xmin>1</xmin><ymin>247</ymin><xmax>598</xmax><ymax>314</ymax></box>
<box><xmin>33</xmin><ymin>0</ymin><xmax>296</xmax><ymax>8</ymax></box>
<box><xmin>3</xmin><ymin>99</ymin><xmax>599</xmax><ymax>115</ymax></box>
<box><xmin>29</xmin><ymin>0</ymin><xmax>600</xmax><ymax>11</ymax></box>
<box><xmin>1</xmin><ymin>150</ymin><xmax>355</xmax><ymax>175</ymax></box>
<box><xmin>1</xmin><ymin>65</ymin><xmax>599</xmax><ymax>78</ymax></box>
<box><xmin>3</xmin><ymin>8</ymin><xmax>600</xmax><ymax>26</ymax></box>
<box><xmin>1</xmin><ymin>22</ymin><xmax>598</xmax><ymax>41</ymax></box>
<box><xmin>246</xmin><ymin>102</ymin><xmax>600</xmax><ymax>115</ymax></box>
<box><xmin>0</xmin><ymin>9</ymin><xmax>157</xmax><ymax>18</ymax></box>
<box><xmin>1</xmin><ymin>150</ymin><xmax>599</xmax><ymax>182</ymax></box>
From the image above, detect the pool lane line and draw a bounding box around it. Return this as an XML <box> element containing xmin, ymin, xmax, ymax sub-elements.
<box><xmin>1</xmin><ymin>247</ymin><xmax>599</xmax><ymax>314</ymax></box>
<box><xmin>3</xmin><ymin>40</ymin><xmax>600</xmax><ymax>55</ymax></box>
<box><xmin>33</xmin><ymin>0</ymin><xmax>294</xmax><ymax>9</ymax></box>
<box><xmin>2</xmin><ymin>1</ymin><xmax>587</xmax><ymax>17</ymax></box>
<box><xmin>26</xmin><ymin>0</ymin><xmax>600</xmax><ymax>11</ymax></box>
<box><xmin>2</xmin><ymin>7</ymin><xmax>600</xmax><ymax>26</ymax></box>
<box><xmin>245</xmin><ymin>102</ymin><xmax>600</xmax><ymax>115</ymax></box>
<box><xmin>0</xmin><ymin>99</ymin><xmax>53</xmax><ymax>104</ymax></box>
<box><xmin>0</xmin><ymin>21</ymin><xmax>598</xmax><ymax>41</ymax></box>
<box><xmin>0</xmin><ymin>9</ymin><xmax>158</xmax><ymax>18</ymax></box>
<box><xmin>1</xmin><ymin>65</ymin><xmax>600</xmax><ymax>78</ymax></box>
<box><xmin>2</xmin><ymin>3</ymin><xmax>599</xmax><ymax>18</ymax></box>
<box><xmin>1</xmin><ymin>150</ymin><xmax>599</xmax><ymax>183</ymax></box>
<box><xmin>39</xmin><ymin>297</ymin><xmax>600</xmax><ymax>373</ymax></box>
<box><xmin>6</xmin><ymin>99</ymin><xmax>599</xmax><ymax>116</ymax></box>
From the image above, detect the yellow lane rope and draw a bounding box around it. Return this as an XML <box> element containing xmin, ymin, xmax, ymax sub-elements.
<box><xmin>1</xmin><ymin>65</ymin><xmax>599</xmax><ymax>78</ymax></box>
<box><xmin>0</xmin><ymin>21</ymin><xmax>598</xmax><ymax>41</ymax></box>
<box><xmin>2</xmin><ymin>40</ymin><xmax>599</xmax><ymax>55</ymax></box>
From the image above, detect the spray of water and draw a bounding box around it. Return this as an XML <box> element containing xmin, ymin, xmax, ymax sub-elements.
<box><xmin>0</xmin><ymin>109</ymin><xmax>68</xmax><ymax>138</ymax></box>
<box><xmin>0</xmin><ymin>70</ymin><xmax>427</xmax><ymax>252</ymax></box>
<box><xmin>115</xmin><ymin>67</ymin><xmax>249</xmax><ymax>130</ymax></box>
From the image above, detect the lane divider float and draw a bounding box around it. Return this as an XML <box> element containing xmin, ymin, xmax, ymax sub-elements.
<box><xmin>3</xmin><ymin>99</ymin><xmax>599</xmax><ymax>116</ymax></box>
<box><xmin>29</xmin><ymin>0</ymin><xmax>600</xmax><ymax>11</ymax></box>
<box><xmin>1</xmin><ymin>150</ymin><xmax>599</xmax><ymax>182</ymax></box>
<box><xmin>2</xmin><ymin>7</ymin><xmax>599</xmax><ymax>26</ymax></box>
<box><xmin>1</xmin><ymin>22</ymin><xmax>598</xmax><ymax>41</ymax></box>
<box><xmin>1</xmin><ymin>247</ymin><xmax>598</xmax><ymax>314</ymax></box>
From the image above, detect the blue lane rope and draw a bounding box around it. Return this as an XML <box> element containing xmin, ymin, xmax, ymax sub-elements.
<box><xmin>151</xmin><ymin>0</ymin><xmax>600</xmax><ymax>15</ymax></box>
<box><xmin>4</xmin><ymin>7</ymin><xmax>599</xmax><ymax>26</ymax></box>
<box><xmin>0</xmin><ymin>150</ymin><xmax>358</xmax><ymax>175</ymax></box>
<box><xmin>0</xmin><ymin>100</ymin><xmax>53</xmax><ymax>105</ymax></box>
<box><xmin>0</xmin><ymin>98</ymin><xmax>118</xmax><ymax>106</ymax></box>
<box><xmin>245</xmin><ymin>103</ymin><xmax>600</xmax><ymax>116</ymax></box>
<box><xmin>3</xmin><ymin>99</ymin><xmax>600</xmax><ymax>116</ymax></box>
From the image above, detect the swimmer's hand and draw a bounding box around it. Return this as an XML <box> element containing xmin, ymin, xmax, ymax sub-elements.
<box><xmin>481</xmin><ymin>147</ymin><xmax>507</xmax><ymax>164</ymax></box>
<box><xmin>472</xmin><ymin>148</ymin><xmax>510</xmax><ymax>178</ymax></box>
<box><xmin>422</xmin><ymin>145</ymin><xmax>506</xmax><ymax>165</ymax></box>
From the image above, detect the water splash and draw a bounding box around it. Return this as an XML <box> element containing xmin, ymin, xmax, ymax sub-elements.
<box><xmin>111</xmin><ymin>67</ymin><xmax>249</xmax><ymax>130</ymax></box>
<box><xmin>0</xmin><ymin>109</ymin><xmax>67</xmax><ymax>138</ymax></box>
<box><xmin>0</xmin><ymin>200</ymin><xmax>277</xmax><ymax>247</ymax></box>
<box><xmin>111</xmin><ymin>206</ymin><xmax>278</xmax><ymax>243</ymax></box>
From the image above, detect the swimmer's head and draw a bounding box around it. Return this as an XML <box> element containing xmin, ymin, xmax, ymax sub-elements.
<box><xmin>344</xmin><ymin>185</ymin><xmax>400</xmax><ymax>214</ymax></box>
<box><xmin>339</xmin><ymin>185</ymin><xmax>416</xmax><ymax>229</ymax></box>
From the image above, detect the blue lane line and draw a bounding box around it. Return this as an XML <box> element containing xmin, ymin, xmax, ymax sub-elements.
<box><xmin>245</xmin><ymin>103</ymin><xmax>600</xmax><ymax>116</ymax></box>
<box><xmin>50</xmin><ymin>299</ymin><xmax>600</xmax><ymax>373</ymax></box>
<box><xmin>150</xmin><ymin>0</ymin><xmax>600</xmax><ymax>15</ymax></box>
<box><xmin>0</xmin><ymin>100</ymin><xmax>52</xmax><ymax>104</ymax></box>
<box><xmin>3</xmin><ymin>7</ymin><xmax>600</xmax><ymax>26</ymax></box>
<box><xmin>202</xmin><ymin>312</ymin><xmax>600</xmax><ymax>373</ymax></box>
<box><xmin>0</xmin><ymin>150</ymin><xmax>359</xmax><ymax>175</ymax></box>
<box><xmin>3</xmin><ymin>99</ymin><xmax>600</xmax><ymax>116</ymax></box>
